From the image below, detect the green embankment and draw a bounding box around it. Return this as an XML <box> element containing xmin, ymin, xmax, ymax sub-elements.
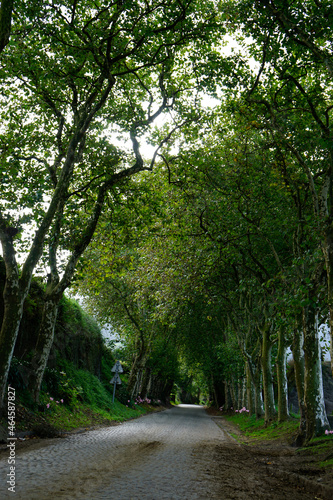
<box><xmin>0</xmin><ymin>266</ymin><xmax>154</xmax><ymax>436</ymax></box>
<box><xmin>221</xmin><ymin>411</ymin><xmax>333</xmax><ymax>470</ymax></box>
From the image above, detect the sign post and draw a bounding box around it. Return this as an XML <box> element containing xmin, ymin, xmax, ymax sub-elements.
<box><xmin>110</xmin><ymin>361</ymin><xmax>123</xmax><ymax>403</ymax></box>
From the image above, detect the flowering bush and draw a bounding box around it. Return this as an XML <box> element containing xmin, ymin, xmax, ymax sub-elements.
<box><xmin>45</xmin><ymin>396</ymin><xmax>64</xmax><ymax>412</ymax></box>
<box><xmin>135</xmin><ymin>396</ymin><xmax>151</xmax><ymax>405</ymax></box>
<box><xmin>58</xmin><ymin>371</ymin><xmax>83</xmax><ymax>407</ymax></box>
<box><xmin>124</xmin><ymin>396</ymin><xmax>153</xmax><ymax>409</ymax></box>
<box><xmin>235</xmin><ymin>407</ymin><xmax>249</xmax><ymax>414</ymax></box>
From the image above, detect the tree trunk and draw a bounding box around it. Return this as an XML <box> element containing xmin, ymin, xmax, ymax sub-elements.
<box><xmin>140</xmin><ymin>366</ymin><xmax>151</xmax><ymax>398</ymax></box>
<box><xmin>245</xmin><ymin>360</ymin><xmax>255</xmax><ymax>415</ymax></box>
<box><xmin>291</xmin><ymin>325</ymin><xmax>306</xmax><ymax>442</ymax></box>
<box><xmin>26</xmin><ymin>178</ymin><xmax>117</xmax><ymax>403</ymax></box>
<box><xmin>237</xmin><ymin>379</ymin><xmax>242</xmax><ymax>409</ymax></box>
<box><xmin>254</xmin><ymin>371</ymin><xmax>264</xmax><ymax>418</ymax></box>
<box><xmin>0</xmin><ymin>289</ymin><xmax>26</xmax><ymax>408</ymax></box>
<box><xmin>230</xmin><ymin>376</ymin><xmax>238</xmax><ymax>408</ymax></box>
<box><xmin>224</xmin><ymin>381</ymin><xmax>231</xmax><ymax>410</ymax></box>
<box><xmin>241</xmin><ymin>377</ymin><xmax>247</xmax><ymax>408</ymax></box>
<box><xmin>243</xmin><ymin>346</ymin><xmax>263</xmax><ymax>417</ymax></box>
<box><xmin>0</xmin><ymin>127</ymin><xmax>90</xmax><ymax>407</ymax></box>
<box><xmin>321</xmin><ymin>225</ymin><xmax>333</xmax><ymax>377</ymax></box>
<box><xmin>0</xmin><ymin>0</ymin><xmax>14</xmax><ymax>53</ymax></box>
<box><xmin>276</xmin><ymin>329</ymin><xmax>289</xmax><ymax>422</ymax></box>
<box><xmin>302</xmin><ymin>305</ymin><xmax>329</xmax><ymax>441</ymax></box>
<box><xmin>128</xmin><ymin>350</ymin><xmax>146</xmax><ymax>398</ymax></box>
<box><xmin>28</xmin><ymin>294</ymin><xmax>61</xmax><ymax>402</ymax></box>
<box><xmin>261</xmin><ymin>324</ymin><xmax>276</xmax><ymax>424</ymax></box>
<box><xmin>0</xmin><ymin>233</ymin><xmax>32</xmax><ymax>408</ymax></box>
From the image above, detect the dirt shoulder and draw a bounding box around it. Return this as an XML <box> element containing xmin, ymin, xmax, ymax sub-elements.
<box><xmin>206</xmin><ymin>408</ymin><xmax>333</xmax><ymax>499</ymax></box>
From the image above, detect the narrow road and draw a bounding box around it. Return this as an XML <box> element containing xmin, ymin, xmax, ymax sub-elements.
<box><xmin>0</xmin><ymin>405</ymin><xmax>227</xmax><ymax>499</ymax></box>
<box><xmin>0</xmin><ymin>405</ymin><xmax>325</xmax><ymax>499</ymax></box>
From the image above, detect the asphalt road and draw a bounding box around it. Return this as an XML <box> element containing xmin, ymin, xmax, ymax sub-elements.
<box><xmin>0</xmin><ymin>404</ymin><xmax>229</xmax><ymax>499</ymax></box>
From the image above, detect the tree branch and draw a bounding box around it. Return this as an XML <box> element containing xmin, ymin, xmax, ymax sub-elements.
<box><xmin>0</xmin><ymin>0</ymin><xmax>13</xmax><ymax>53</ymax></box>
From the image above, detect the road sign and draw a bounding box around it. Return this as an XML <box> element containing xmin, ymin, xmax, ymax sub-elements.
<box><xmin>110</xmin><ymin>373</ymin><xmax>122</xmax><ymax>385</ymax></box>
<box><xmin>110</xmin><ymin>361</ymin><xmax>123</xmax><ymax>403</ymax></box>
<box><xmin>111</xmin><ymin>361</ymin><xmax>123</xmax><ymax>373</ymax></box>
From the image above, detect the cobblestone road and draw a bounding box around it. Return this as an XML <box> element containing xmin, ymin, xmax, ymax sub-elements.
<box><xmin>0</xmin><ymin>405</ymin><xmax>229</xmax><ymax>499</ymax></box>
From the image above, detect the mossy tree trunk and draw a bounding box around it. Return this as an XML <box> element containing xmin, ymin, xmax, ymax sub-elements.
<box><xmin>28</xmin><ymin>291</ymin><xmax>61</xmax><ymax>402</ymax></box>
<box><xmin>0</xmin><ymin>231</ymin><xmax>34</xmax><ymax>409</ymax></box>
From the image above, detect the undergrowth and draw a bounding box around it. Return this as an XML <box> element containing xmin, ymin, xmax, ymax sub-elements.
<box><xmin>1</xmin><ymin>358</ymin><xmax>156</xmax><ymax>437</ymax></box>
<box><xmin>223</xmin><ymin>412</ymin><xmax>300</xmax><ymax>444</ymax></box>
<box><xmin>222</xmin><ymin>411</ymin><xmax>333</xmax><ymax>462</ymax></box>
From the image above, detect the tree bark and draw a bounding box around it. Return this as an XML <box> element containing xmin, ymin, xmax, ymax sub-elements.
<box><xmin>276</xmin><ymin>328</ymin><xmax>289</xmax><ymax>422</ymax></box>
<box><xmin>253</xmin><ymin>370</ymin><xmax>264</xmax><ymax>418</ymax></box>
<box><xmin>224</xmin><ymin>381</ymin><xmax>231</xmax><ymax>410</ymax></box>
<box><xmin>0</xmin><ymin>0</ymin><xmax>13</xmax><ymax>53</ymax></box>
<box><xmin>242</xmin><ymin>341</ymin><xmax>263</xmax><ymax>417</ymax></box>
<box><xmin>261</xmin><ymin>323</ymin><xmax>276</xmax><ymax>424</ymax></box>
<box><xmin>0</xmin><ymin>286</ymin><xmax>26</xmax><ymax>408</ymax></box>
<box><xmin>140</xmin><ymin>366</ymin><xmax>151</xmax><ymax>398</ymax></box>
<box><xmin>302</xmin><ymin>306</ymin><xmax>329</xmax><ymax>441</ymax></box>
<box><xmin>291</xmin><ymin>325</ymin><xmax>306</xmax><ymax>442</ymax></box>
<box><xmin>28</xmin><ymin>293</ymin><xmax>61</xmax><ymax>402</ymax></box>
<box><xmin>321</xmin><ymin>227</ymin><xmax>333</xmax><ymax>377</ymax></box>
<box><xmin>230</xmin><ymin>376</ymin><xmax>238</xmax><ymax>408</ymax></box>
<box><xmin>245</xmin><ymin>360</ymin><xmax>255</xmax><ymax>415</ymax></box>
<box><xmin>246</xmin><ymin>353</ymin><xmax>264</xmax><ymax>418</ymax></box>
<box><xmin>128</xmin><ymin>352</ymin><xmax>146</xmax><ymax>398</ymax></box>
<box><xmin>0</xmin><ymin>231</ymin><xmax>32</xmax><ymax>408</ymax></box>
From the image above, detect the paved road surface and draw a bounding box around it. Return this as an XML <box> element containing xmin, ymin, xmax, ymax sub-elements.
<box><xmin>0</xmin><ymin>405</ymin><xmax>229</xmax><ymax>499</ymax></box>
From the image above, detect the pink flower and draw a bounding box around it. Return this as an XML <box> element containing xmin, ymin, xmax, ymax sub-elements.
<box><xmin>50</xmin><ymin>397</ymin><xmax>53</xmax><ymax>401</ymax></box>
<box><xmin>46</xmin><ymin>403</ymin><xmax>50</xmax><ymax>408</ymax></box>
<box><xmin>60</xmin><ymin>399</ymin><xmax>64</xmax><ymax>403</ymax></box>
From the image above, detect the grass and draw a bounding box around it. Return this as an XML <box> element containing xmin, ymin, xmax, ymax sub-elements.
<box><xmin>0</xmin><ymin>387</ymin><xmax>152</xmax><ymax>438</ymax></box>
<box><xmin>41</xmin><ymin>399</ymin><xmax>148</xmax><ymax>432</ymax></box>
<box><xmin>319</xmin><ymin>456</ymin><xmax>333</xmax><ymax>469</ymax></box>
<box><xmin>222</xmin><ymin>412</ymin><xmax>300</xmax><ymax>445</ymax></box>
<box><xmin>221</xmin><ymin>410</ymin><xmax>333</xmax><ymax>471</ymax></box>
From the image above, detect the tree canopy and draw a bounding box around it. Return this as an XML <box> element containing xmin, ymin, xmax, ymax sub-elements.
<box><xmin>1</xmin><ymin>0</ymin><xmax>333</xmax><ymax>443</ymax></box>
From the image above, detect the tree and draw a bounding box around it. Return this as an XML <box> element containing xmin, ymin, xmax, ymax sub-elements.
<box><xmin>209</xmin><ymin>0</ymin><xmax>332</xmax><ymax>441</ymax></box>
<box><xmin>0</xmin><ymin>0</ymin><xmax>219</xmax><ymax>406</ymax></box>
